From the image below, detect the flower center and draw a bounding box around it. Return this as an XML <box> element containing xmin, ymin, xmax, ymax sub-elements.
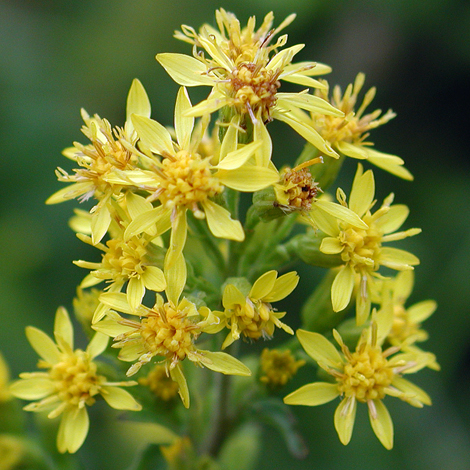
<box><xmin>228</xmin><ymin>63</ymin><xmax>281</xmax><ymax>119</ymax></box>
<box><xmin>338</xmin><ymin>345</ymin><xmax>394</xmax><ymax>402</ymax></box>
<box><xmin>160</xmin><ymin>151</ymin><xmax>223</xmax><ymax>214</ymax></box>
<box><xmin>229</xmin><ymin>298</ymin><xmax>274</xmax><ymax>340</ymax></box>
<box><xmin>49</xmin><ymin>350</ymin><xmax>103</xmax><ymax>407</ymax></box>
<box><xmin>101</xmin><ymin>236</ymin><xmax>148</xmax><ymax>281</ymax></box>
<box><xmin>339</xmin><ymin>223</ymin><xmax>382</xmax><ymax>271</ymax></box>
<box><xmin>276</xmin><ymin>167</ymin><xmax>320</xmax><ymax>212</ymax></box>
<box><xmin>140</xmin><ymin>303</ymin><xmax>198</xmax><ymax>365</ymax></box>
<box><xmin>260</xmin><ymin>348</ymin><xmax>305</xmax><ymax>387</ymax></box>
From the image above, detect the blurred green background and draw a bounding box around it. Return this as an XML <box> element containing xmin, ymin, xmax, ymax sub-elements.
<box><xmin>1</xmin><ymin>0</ymin><xmax>469</xmax><ymax>468</ymax></box>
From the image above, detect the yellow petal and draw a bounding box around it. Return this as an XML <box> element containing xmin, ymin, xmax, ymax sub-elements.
<box><xmin>375</xmin><ymin>204</ymin><xmax>409</xmax><ymax>234</ymax></box>
<box><xmin>349</xmin><ymin>166</ymin><xmax>375</xmax><ymax>218</ymax></box>
<box><xmin>125</xmin><ymin>205</ymin><xmax>172</xmax><ymax>241</ymax></box>
<box><xmin>222</xmin><ymin>284</ymin><xmax>246</xmax><ymax>309</ymax></box>
<box><xmin>331</xmin><ymin>265</ymin><xmax>355</xmax><ymax>312</ymax></box>
<box><xmin>170</xmin><ymin>362</ymin><xmax>189</xmax><ymax>408</ymax></box>
<box><xmin>315</xmin><ymin>199</ymin><xmax>368</xmax><ymax>230</ymax></box>
<box><xmin>368</xmin><ymin>399</ymin><xmax>394</xmax><ymax>450</ymax></box>
<box><xmin>46</xmin><ymin>182</ymin><xmax>92</xmax><ymax>204</ymax></box>
<box><xmin>253</xmin><ymin>118</ymin><xmax>272</xmax><ymax>167</ymax></box>
<box><xmin>183</xmin><ymin>94</ymin><xmax>228</xmax><ymax>118</ymax></box>
<box><xmin>284</xmin><ymin>382</ymin><xmax>339</xmax><ymax>406</ymax></box>
<box><xmin>379</xmin><ymin>247</ymin><xmax>420</xmax><ymax>270</ymax></box>
<box><xmin>25</xmin><ymin>327</ymin><xmax>61</xmax><ymax>365</ymax></box>
<box><xmin>86</xmin><ymin>333</ymin><xmax>109</xmax><ymax>359</ymax></box>
<box><xmin>197</xmin><ymin>350</ymin><xmax>251</xmax><ymax>376</ymax></box>
<box><xmin>92</xmin><ymin>315</ymin><xmax>134</xmax><ymax>337</ymax></box>
<box><xmin>309</xmin><ymin>206</ymin><xmax>339</xmax><ymax>237</ymax></box>
<box><xmin>216</xmin><ymin>141</ymin><xmax>262</xmax><ymax>170</ymax></box>
<box><xmin>335</xmin><ymin>141</ymin><xmax>368</xmax><ymax>160</ymax></box>
<box><xmin>10</xmin><ymin>378</ymin><xmax>55</xmax><ymax>400</ymax></box>
<box><xmin>266</xmin><ymin>44</ymin><xmax>304</xmax><ymax>72</ymax></box>
<box><xmin>250</xmin><ymin>271</ymin><xmax>278</xmax><ymax>300</ymax></box>
<box><xmin>296</xmin><ymin>329</ymin><xmax>343</xmax><ymax>368</ymax></box>
<box><xmin>131</xmin><ymin>115</ymin><xmax>174</xmax><ymax>155</ymax></box>
<box><xmin>334</xmin><ymin>397</ymin><xmax>357</xmax><ymax>445</ymax></box>
<box><xmin>142</xmin><ymin>266</ymin><xmax>167</xmax><ymax>292</ymax></box>
<box><xmin>201</xmin><ymin>199</ymin><xmax>244</xmax><ymax>241</ymax></box>
<box><xmin>197</xmin><ymin>36</ymin><xmax>233</xmax><ymax>71</ymax></box>
<box><xmin>58</xmin><ymin>406</ymin><xmax>89</xmax><ymax>453</ymax></box>
<box><xmin>216</xmin><ymin>166</ymin><xmax>280</xmax><ymax>192</ymax></box>
<box><xmin>54</xmin><ymin>307</ymin><xmax>74</xmax><ymax>351</ymax></box>
<box><xmin>127</xmin><ymin>277</ymin><xmax>145</xmax><ymax>311</ymax></box>
<box><xmin>100</xmin><ymin>386</ymin><xmax>142</xmax><ymax>411</ymax></box>
<box><xmin>91</xmin><ymin>204</ymin><xmax>111</xmax><ymax>245</ymax></box>
<box><xmin>264</xmin><ymin>271</ymin><xmax>299</xmax><ymax>302</ymax></box>
<box><xmin>126</xmin><ymin>78</ymin><xmax>151</xmax><ymax>126</ymax></box>
<box><xmin>391</xmin><ymin>376</ymin><xmax>432</xmax><ymax>406</ymax></box>
<box><xmin>407</xmin><ymin>300</ymin><xmax>437</xmax><ymax>324</ymax></box>
<box><xmin>117</xmin><ymin>421</ymin><xmax>178</xmax><ymax>445</ymax></box>
<box><xmin>156</xmin><ymin>53</ymin><xmax>215</xmax><ymax>86</ymax></box>
<box><xmin>175</xmin><ymin>87</ymin><xmax>194</xmax><ymax>149</ymax></box>
<box><xmin>125</xmin><ymin>192</ymin><xmax>153</xmax><ymax>221</ymax></box>
<box><xmin>280</xmin><ymin>74</ymin><xmax>326</xmax><ymax>89</ymax></box>
<box><xmin>165</xmin><ymin>208</ymin><xmax>187</xmax><ymax>270</ymax></box>
<box><xmin>320</xmin><ymin>237</ymin><xmax>343</xmax><ymax>254</ymax></box>
<box><xmin>99</xmin><ymin>292</ymin><xmax>133</xmax><ymax>314</ymax></box>
<box><xmin>165</xmin><ymin>252</ymin><xmax>187</xmax><ymax>306</ymax></box>
<box><xmin>272</xmin><ymin>109</ymin><xmax>338</xmax><ymax>158</ymax></box>
<box><xmin>277</xmin><ymin>94</ymin><xmax>343</xmax><ymax>117</ymax></box>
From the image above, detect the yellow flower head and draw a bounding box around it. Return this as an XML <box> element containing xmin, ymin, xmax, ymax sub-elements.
<box><xmin>9</xmin><ymin>307</ymin><xmax>141</xmax><ymax>454</ymax></box>
<box><xmin>316</xmin><ymin>164</ymin><xmax>421</xmax><ymax>324</ymax></box>
<box><xmin>118</xmin><ymin>87</ymin><xmax>280</xmax><ymax>269</ymax></box>
<box><xmin>139</xmin><ymin>364</ymin><xmax>180</xmax><ymax>401</ymax></box>
<box><xmin>46</xmin><ymin>79</ymin><xmax>152</xmax><ymax>244</ymax></box>
<box><xmin>215</xmin><ymin>271</ymin><xmax>298</xmax><ymax>349</ymax></box>
<box><xmin>259</xmin><ymin>348</ymin><xmax>305</xmax><ymax>388</ymax></box>
<box><xmin>308</xmin><ymin>73</ymin><xmax>412</xmax><ymax>179</ymax></box>
<box><xmin>73</xmin><ymin>193</ymin><xmax>167</xmax><ymax>319</ymax></box>
<box><xmin>93</xmin><ymin>259</ymin><xmax>251</xmax><ymax>409</ymax></box>
<box><xmin>284</xmin><ymin>314</ymin><xmax>432</xmax><ymax>449</ymax></box>
<box><xmin>157</xmin><ymin>10</ymin><xmax>342</xmax><ymax>159</ymax></box>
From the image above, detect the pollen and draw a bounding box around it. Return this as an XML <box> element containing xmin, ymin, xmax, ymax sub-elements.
<box><xmin>228</xmin><ymin>63</ymin><xmax>281</xmax><ymax>120</ymax></box>
<box><xmin>48</xmin><ymin>350</ymin><xmax>104</xmax><ymax>407</ymax></box>
<box><xmin>337</xmin><ymin>344</ymin><xmax>394</xmax><ymax>402</ymax></box>
<box><xmin>160</xmin><ymin>151</ymin><xmax>223</xmax><ymax>216</ymax></box>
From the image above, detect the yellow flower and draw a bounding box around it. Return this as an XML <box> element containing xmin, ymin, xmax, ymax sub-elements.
<box><xmin>259</xmin><ymin>348</ymin><xmax>305</xmax><ymax>388</ymax></box>
<box><xmin>9</xmin><ymin>307</ymin><xmax>141</xmax><ymax>454</ymax></box>
<box><xmin>157</xmin><ymin>10</ymin><xmax>343</xmax><ymax>160</ymax></box>
<box><xmin>315</xmin><ymin>164</ymin><xmax>421</xmax><ymax>324</ymax></box>
<box><xmin>284</xmin><ymin>315</ymin><xmax>432</xmax><ymax>449</ymax></box>
<box><xmin>214</xmin><ymin>270</ymin><xmax>299</xmax><ymax>349</ymax></box>
<box><xmin>73</xmin><ymin>193</ymin><xmax>166</xmax><ymax>318</ymax></box>
<box><xmin>0</xmin><ymin>352</ymin><xmax>11</xmax><ymax>403</ymax></box>
<box><xmin>119</xmin><ymin>87</ymin><xmax>280</xmax><ymax>268</ymax></box>
<box><xmin>93</xmin><ymin>255</ymin><xmax>251</xmax><ymax>408</ymax></box>
<box><xmin>46</xmin><ymin>79</ymin><xmax>151</xmax><ymax>244</ymax></box>
<box><xmin>378</xmin><ymin>271</ymin><xmax>440</xmax><ymax>370</ymax></box>
<box><xmin>294</xmin><ymin>73</ymin><xmax>412</xmax><ymax>179</ymax></box>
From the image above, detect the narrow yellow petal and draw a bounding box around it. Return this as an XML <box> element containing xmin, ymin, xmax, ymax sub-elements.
<box><xmin>379</xmin><ymin>247</ymin><xmax>420</xmax><ymax>270</ymax></box>
<box><xmin>315</xmin><ymin>199</ymin><xmax>369</xmax><ymax>230</ymax></box>
<box><xmin>91</xmin><ymin>204</ymin><xmax>111</xmax><ymax>245</ymax></box>
<box><xmin>10</xmin><ymin>378</ymin><xmax>55</xmax><ymax>400</ymax></box>
<box><xmin>170</xmin><ymin>362</ymin><xmax>190</xmax><ymax>408</ymax></box>
<box><xmin>86</xmin><ymin>333</ymin><xmax>109</xmax><ymax>359</ymax></box>
<box><xmin>368</xmin><ymin>399</ymin><xmax>394</xmax><ymax>450</ymax></box>
<box><xmin>284</xmin><ymin>382</ymin><xmax>339</xmax><ymax>406</ymax></box>
<box><xmin>222</xmin><ymin>284</ymin><xmax>246</xmax><ymax>309</ymax></box>
<box><xmin>118</xmin><ymin>421</ymin><xmax>178</xmax><ymax>445</ymax></box>
<box><xmin>331</xmin><ymin>265</ymin><xmax>355</xmax><ymax>312</ymax></box>
<box><xmin>197</xmin><ymin>350</ymin><xmax>251</xmax><ymax>376</ymax></box>
<box><xmin>165</xmin><ymin>208</ymin><xmax>187</xmax><ymax>270</ymax></box>
<box><xmin>157</xmin><ymin>53</ymin><xmax>215</xmax><ymax>86</ymax></box>
<box><xmin>100</xmin><ymin>386</ymin><xmax>142</xmax><ymax>411</ymax></box>
<box><xmin>25</xmin><ymin>327</ymin><xmax>61</xmax><ymax>365</ymax></box>
<box><xmin>216</xmin><ymin>141</ymin><xmax>262</xmax><ymax>170</ymax></box>
<box><xmin>126</xmin><ymin>78</ymin><xmax>151</xmax><ymax>124</ymax></box>
<box><xmin>375</xmin><ymin>204</ymin><xmax>409</xmax><ymax>234</ymax></box>
<box><xmin>165</xmin><ymin>252</ymin><xmax>187</xmax><ymax>306</ymax></box>
<box><xmin>264</xmin><ymin>271</ymin><xmax>299</xmax><ymax>302</ymax></box>
<box><xmin>296</xmin><ymin>329</ymin><xmax>343</xmax><ymax>368</ymax></box>
<box><xmin>277</xmin><ymin>94</ymin><xmax>343</xmax><ymax>117</ymax></box>
<box><xmin>127</xmin><ymin>277</ymin><xmax>145</xmax><ymax>311</ymax></box>
<box><xmin>131</xmin><ymin>115</ymin><xmax>174</xmax><ymax>155</ymax></box>
<box><xmin>349</xmin><ymin>167</ymin><xmax>375</xmax><ymax>218</ymax></box>
<box><xmin>407</xmin><ymin>300</ymin><xmax>437</xmax><ymax>324</ymax></box>
<box><xmin>174</xmin><ymin>87</ymin><xmax>194</xmax><ymax>149</ymax></box>
<box><xmin>46</xmin><ymin>182</ymin><xmax>92</xmax><ymax>204</ymax></box>
<box><xmin>391</xmin><ymin>376</ymin><xmax>432</xmax><ymax>406</ymax></box>
<box><xmin>216</xmin><ymin>166</ymin><xmax>280</xmax><ymax>192</ymax></box>
<box><xmin>320</xmin><ymin>237</ymin><xmax>343</xmax><ymax>254</ymax></box>
<box><xmin>250</xmin><ymin>271</ymin><xmax>278</xmax><ymax>300</ymax></box>
<box><xmin>142</xmin><ymin>266</ymin><xmax>166</xmax><ymax>292</ymax></box>
<box><xmin>334</xmin><ymin>397</ymin><xmax>357</xmax><ymax>445</ymax></box>
<box><xmin>54</xmin><ymin>307</ymin><xmax>74</xmax><ymax>351</ymax></box>
<box><xmin>253</xmin><ymin>118</ymin><xmax>272</xmax><ymax>167</ymax></box>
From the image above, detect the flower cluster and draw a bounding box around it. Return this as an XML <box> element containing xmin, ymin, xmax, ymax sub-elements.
<box><xmin>9</xmin><ymin>8</ymin><xmax>437</xmax><ymax>462</ymax></box>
